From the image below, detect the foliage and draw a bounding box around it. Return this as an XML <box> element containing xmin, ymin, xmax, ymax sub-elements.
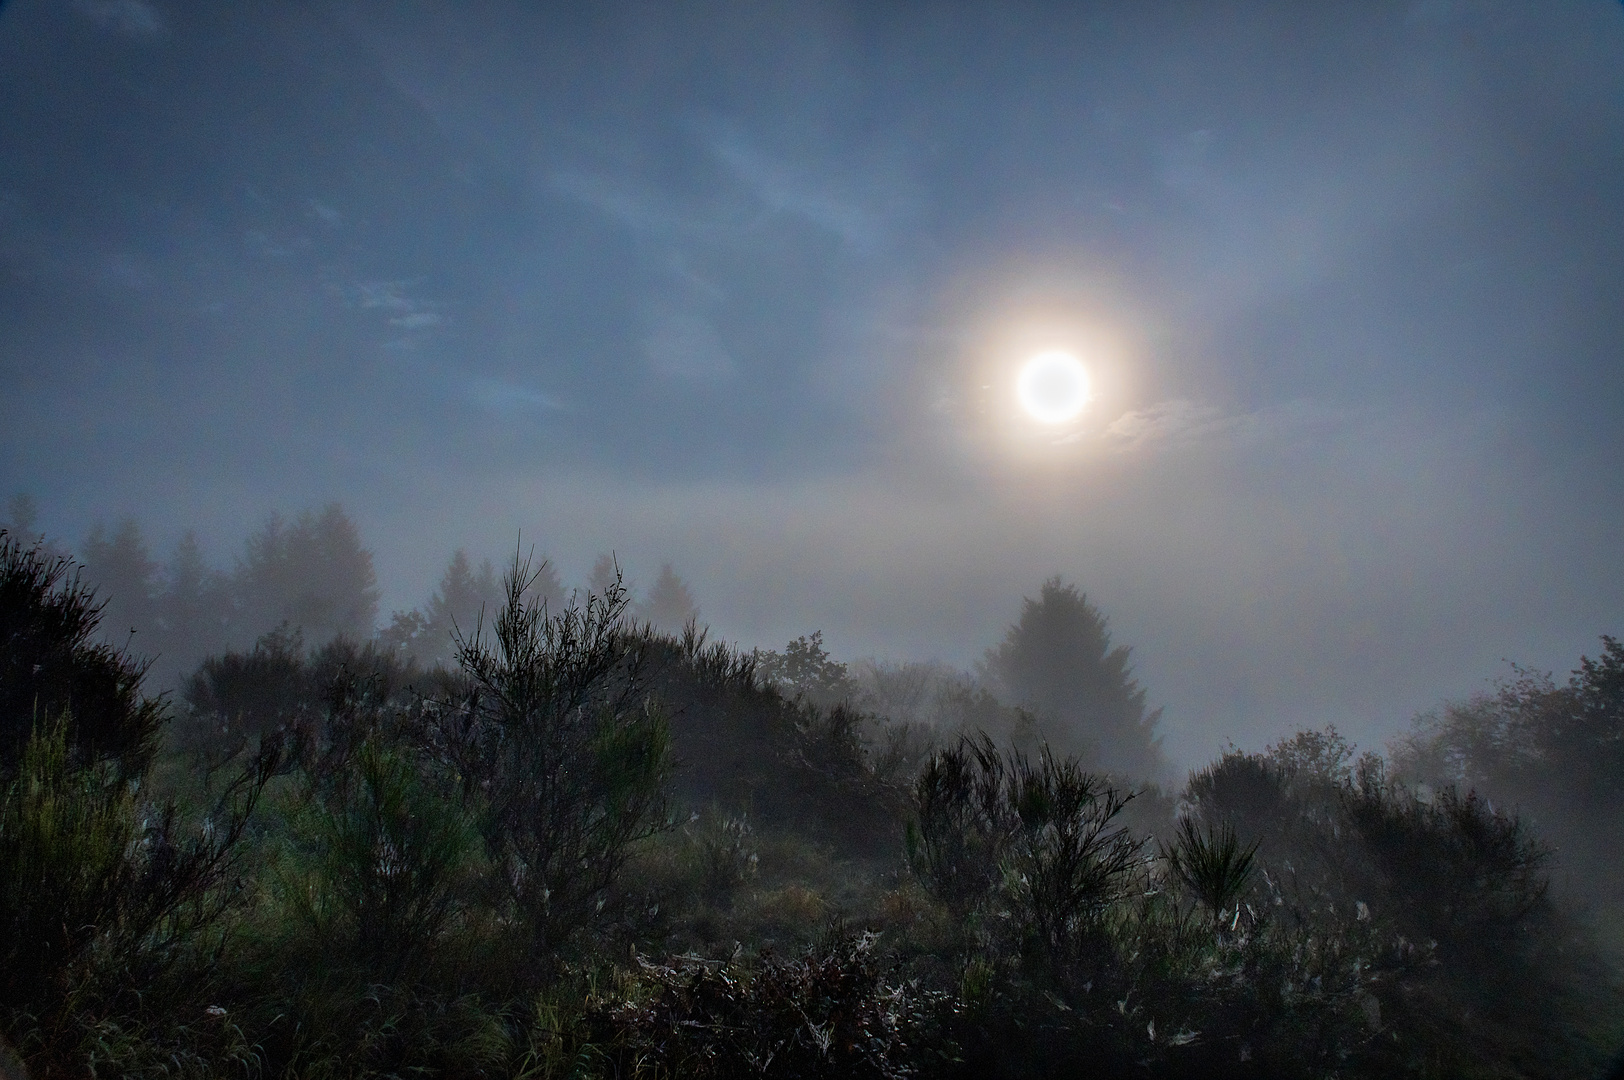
<box><xmin>635</xmin><ymin>562</ymin><xmax>700</xmax><ymax>632</ymax></box>
<box><xmin>907</xmin><ymin>734</ymin><xmax>1007</xmax><ymax>919</ymax></box>
<box><xmin>907</xmin><ymin>734</ymin><xmax>1143</xmax><ymax>998</ymax></box>
<box><xmin>1003</xmin><ymin>747</ymin><xmax>1141</xmax><ymax>977</ymax></box>
<box><xmin>756</xmin><ymin>631</ymin><xmax>853</xmax><ymax>707</ymax></box>
<box><xmin>4</xmin><ymin>520</ymin><xmax>1620</xmax><ymax>1078</ymax></box>
<box><xmin>80</xmin><ymin>518</ymin><xmax>161</xmax><ymax>652</ymax></box>
<box><xmin>236</xmin><ymin>504</ymin><xmax>380</xmax><ymax>644</ymax></box>
<box><xmin>432</xmin><ymin>551</ymin><xmax>672</xmax><ymax>963</ymax></box>
<box><xmin>379</xmin><ymin>549</ymin><xmax>515</xmax><ymax>669</ymax></box>
<box><xmin>1162</xmin><ymin>816</ymin><xmax>1259</xmax><ymax>926</ymax></box>
<box><xmin>0</xmin><ymin>530</ymin><xmax>164</xmax><ymax>780</ymax></box>
<box><xmin>0</xmin><ymin>717</ymin><xmax>275</xmax><ymax>1077</ymax></box>
<box><xmin>534</xmin><ymin>932</ymin><xmax>944</xmax><ymax>1080</ymax></box>
<box><xmin>278</xmin><ymin>738</ymin><xmax>483</xmax><ymax>983</ymax></box>
<box><xmin>1393</xmin><ymin>636</ymin><xmax>1624</xmax><ymax>912</ymax></box>
<box><xmin>175</xmin><ymin>628</ymin><xmax>415</xmax><ymax>774</ymax></box>
<box><xmin>982</xmin><ymin>577</ymin><xmax>1165</xmax><ymax>781</ymax></box>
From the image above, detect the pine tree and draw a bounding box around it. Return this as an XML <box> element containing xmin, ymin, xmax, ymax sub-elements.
<box><xmin>80</xmin><ymin>519</ymin><xmax>159</xmax><ymax>649</ymax></box>
<box><xmin>637</xmin><ymin>562</ymin><xmax>699</xmax><ymax>631</ymax></box>
<box><xmin>983</xmin><ymin>577</ymin><xmax>1164</xmax><ymax>781</ymax></box>
<box><xmin>382</xmin><ymin>549</ymin><xmax>561</xmax><ymax>667</ymax></box>
<box><xmin>588</xmin><ymin>553</ymin><xmax>624</xmax><ymax>600</ymax></box>
<box><xmin>234</xmin><ymin>504</ymin><xmax>378</xmax><ymax>645</ymax></box>
<box><xmin>152</xmin><ymin>531</ymin><xmax>231</xmax><ymax>679</ymax></box>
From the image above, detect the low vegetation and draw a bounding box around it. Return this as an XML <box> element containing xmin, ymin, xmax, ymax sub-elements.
<box><xmin>2</xmin><ymin>527</ymin><xmax>1619</xmax><ymax>1078</ymax></box>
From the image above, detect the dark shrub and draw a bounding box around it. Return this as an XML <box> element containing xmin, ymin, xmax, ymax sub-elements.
<box><xmin>585</xmin><ymin>931</ymin><xmax>942</xmax><ymax>1079</ymax></box>
<box><xmin>0</xmin><ymin>531</ymin><xmax>163</xmax><ymax>780</ymax></box>
<box><xmin>428</xmin><ymin>552</ymin><xmax>671</xmax><ymax>966</ymax></box>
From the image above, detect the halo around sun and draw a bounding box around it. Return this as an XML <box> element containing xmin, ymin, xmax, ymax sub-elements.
<box><xmin>1016</xmin><ymin>350</ymin><xmax>1092</xmax><ymax>424</ymax></box>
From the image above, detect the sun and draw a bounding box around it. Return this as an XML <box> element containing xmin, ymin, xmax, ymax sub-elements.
<box><xmin>1015</xmin><ymin>350</ymin><xmax>1092</xmax><ymax>424</ymax></box>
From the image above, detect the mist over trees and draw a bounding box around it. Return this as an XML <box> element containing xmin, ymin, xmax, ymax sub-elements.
<box><xmin>380</xmin><ymin>550</ymin><xmax>505</xmax><ymax>668</ymax></box>
<box><xmin>635</xmin><ymin>561</ymin><xmax>700</xmax><ymax>631</ymax></box>
<box><xmin>983</xmin><ymin>576</ymin><xmax>1167</xmax><ymax>781</ymax></box>
<box><xmin>234</xmin><ymin>505</ymin><xmax>379</xmax><ymax>644</ymax></box>
<box><xmin>9</xmin><ymin>502</ymin><xmax>382</xmax><ymax>685</ymax></box>
<box><xmin>3</xmin><ymin>502</ymin><xmax>1621</xmax><ymax>1077</ymax></box>
<box><xmin>1392</xmin><ymin>639</ymin><xmax>1624</xmax><ymax>915</ymax></box>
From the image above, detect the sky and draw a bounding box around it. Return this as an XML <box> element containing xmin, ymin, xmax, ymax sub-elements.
<box><xmin>3</xmin><ymin>0</ymin><xmax>1623</xmax><ymax>771</ymax></box>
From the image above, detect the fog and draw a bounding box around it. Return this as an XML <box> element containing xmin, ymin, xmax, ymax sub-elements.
<box><xmin>4</xmin><ymin>0</ymin><xmax>1623</xmax><ymax>772</ymax></box>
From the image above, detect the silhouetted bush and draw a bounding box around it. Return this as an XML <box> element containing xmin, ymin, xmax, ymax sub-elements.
<box><xmin>277</xmin><ymin>738</ymin><xmax>484</xmax><ymax>983</ymax></box>
<box><xmin>1394</xmin><ymin>636</ymin><xmax>1624</xmax><ymax>916</ymax></box>
<box><xmin>0</xmin><ymin>534</ymin><xmax>277</xmax><ymax>1078</ymax></box>
<box><xmin>0</xmin><ymin>531</ymin><xmax>164</xmax><ymax>781</ymax></box>
<box><xmin>425</xmin><ymin>552</ymin><xmax>671</xmax><ymax>967</ymax></box>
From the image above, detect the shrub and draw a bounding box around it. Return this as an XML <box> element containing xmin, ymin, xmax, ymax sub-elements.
<box><xmin>573</xmin><ymin>931</ymin><xmax>944</xmax><ymax>1079</ymax></box>
<box><xmin>1002</xmin><ymin>747</ymin><xmax>1141</xmax><ymax>984</ymax></box>
<box><xmin>279</xmin><ymin>738</ymin><xmax>483</xmax><ymax>983</ymax></box>
<box><xmin>1161</xmin><ymin>815</ymin><xmax>1258</xmax><ymax>927</ymax></box>
<box><xmin>0</xmin><ymin>717</ymin><xmax>275</xmax><ymax>1074</ymax></box>
<box><xmin>906</xmin><ymin>734</ymin><xmax>1008</xmax><ymax>920</ymax></box>
<box><xmin>907</xmin><ymin>735</ymin><xmax>1142</xmax><ymax>998</ymax></box>
<box><xmin>0</xmin><ymin>531</ymin><xmax>163</xmax><ymax>780</ymax></box>
<box><xmin>430</xmin><ymin>552</ymin><xmax>671</xmax><ymax>966</ymax></box>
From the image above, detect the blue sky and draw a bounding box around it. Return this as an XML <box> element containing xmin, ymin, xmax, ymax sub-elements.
<box><xmin>3</xmin><ymin>0</ymin><xmax>1623</xmax><ymax>768</ymax></box>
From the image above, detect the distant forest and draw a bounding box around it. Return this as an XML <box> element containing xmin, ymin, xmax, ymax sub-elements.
<box><xmin>1</xmin><ymin>497</ymin><xmax>1621</xmax><ymax>1079</ymax></box>
<box><xmin>0</xmin><ymin>497</ymin><xmax>702</xmax><ymax>685</ymax></box>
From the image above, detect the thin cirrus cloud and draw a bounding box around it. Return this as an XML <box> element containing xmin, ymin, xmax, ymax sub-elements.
<box><xmin>643</xmin><ymin>314</ymin><xmax>738</xmax><ymax>380</ymax></box>
<box><xmin>72</xmin><ymin>0</ymin><xmax>165</xmax><ymax>39</ymax></box>
<box><xmin>709</xmin><ymin>138</ymin><xmax>885</xmax><ymax>252</ymax></box>
<box><xmin>548</xmin><ymin>170</ymin><xmax>724</xmax><ymax>240</ymax></box>
<box><xmin>467</xmin><ymin>377</ymin><xmax>564</xmax><ymax>418</ymax></box>
<box><xmin>1101</xmin><ymin>400</ymin><xmax>1240</xmax><ymax>452</ymax></box>
<box><xmin>1099</xmin><ymin>399</ymin><xmax>1351</xmax><ymax>454</ymax></box>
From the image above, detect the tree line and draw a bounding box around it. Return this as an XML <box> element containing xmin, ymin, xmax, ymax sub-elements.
<box><xmin>0</xmin><ymin>497</ymin><xmax>703</xmax><ymax>689</ymax></box>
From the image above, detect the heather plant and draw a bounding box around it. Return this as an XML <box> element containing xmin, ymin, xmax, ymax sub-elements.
<box><xmin>1161</xmin><ymin>815</ymin><xmax>1259</xmax><ymax>928</ymax></box>
<box><xmin>907</xmin><ymin>735</ymin><xmax>1142</xmax><ymax>1001</ymax></box>
<box><xmin>277</xmin><ymin>738</ymin><xmax>483</xmax><ymax>984</ymax></box>
<box><xmin>430</xmin><ymin>551</ymin><xmax>672</xmax><ymax>966</ymax></box>
<box><xmin>906</xmin><ymin>733</ymin><xmax>1009</xmax><ymax>920</ymax></box>
<box><xmin>0</xmin><ymin>531</ymin><xmax>164</xmax><ymax>781</ymax></box>
<box><xmin>7</xmin><ymin>517</ymin><xmax>1621</xmax><ymax>1078</ymax></box>
<box><xmin>1002</xmin><ymin>746</ymin><xmax>1141</xmax><ymax>986</ymax></box>
<box><xmin>546</xmin><ymin>930</ymin><xmax>945</xmax><ymax>1080</ymax></box>
<box><xmin>0</xmin><ymin>533</ymin><xmax>278</xmax><ymax>1077</ymax></box>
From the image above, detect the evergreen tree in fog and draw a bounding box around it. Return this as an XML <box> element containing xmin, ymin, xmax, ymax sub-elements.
<box><xmin>234</xmin><ymin>504</ymin><xmax>378</xmax><ymax>645</ymax></box>
<box><xmin>636</xmin><ymin>562</ymin><xmax>699</xmax><ymax>631</ymax></box>
<box><xmin>80</xmin><ymin>519</ymin><xmax>159</xmax><ymax>648</ymax></box>
<box><xmin>1</xmin><ymin>494</ymin><xmax>40</xmax><ymax>543</ymax></box>
<box><xmin>520</xmin><ymin>554</ymin><xmax>565</xmax><ymax>615</ymax></box>
<box><xmin>588</xmin><ymin>553</ymin><xmax>624</xmax><ymax>600</ymax></box>
<box><xmin>381</xmin><ymin>549</ymin><xmax>562</xmax><ymax>667</ymax></box>
<box><xmin>425</xmin><ymin>550</ymin><xmax>503</xmax><ymax>634</ymax></box>
<box><xmin>152</xmin><ymin>531</ymin><xmax>231</xmax><ymax>680</ymax></box>
<box><xmin>984</xmin><ymin>577</ymin><xmax>1165</xmax><ymax>781</ymax></box>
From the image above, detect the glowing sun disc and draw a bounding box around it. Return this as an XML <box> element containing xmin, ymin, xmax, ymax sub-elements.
<box><xmin>1016</xmin><ymin>350</ymin><xmax>1092</xmax><ymax>423</ymax></box>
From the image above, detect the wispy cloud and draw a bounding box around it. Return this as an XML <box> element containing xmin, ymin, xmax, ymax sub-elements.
<box><xmin>349</xmin><ymin>280</ymin><xmax>420</xmax><ymax>312</ymax></box>
<box><xmin>468</xmin><ymin>377</ymin><xmax>563</xmax><ymax>417</ymax></box>
<box><xmin>643</xmin><ymin>314</ymin><xmax>737</xmax><ymax>379</ymax></box>
<box><xmin>389</xmin><ymin>312</ymin><xmax>443</xmax><ymax>329</ymax></box>
<box><xmin>1101</xmin><ymin>399</ymin><xmax>1349</xmax><ymax>453</ymax></box>
<box><xmin>710</xmin><ymin>139</ymin><xmax>882</xmax><ymax>250</ymax></box>
<box><xmin>550</xmin><ymin>136</ymin><xmax>886</xmax><ymax>253</ymax></box>
<box><xmin>307</xmin><ymin>199</ymin><xmax>342</xmax><ymax>226</ymax></box>
<box><xmin>73</xmin><ymin>0</ymin><xmax>165</xmax><ymax>39</ymax></box>
<box><xmin>549</xmin><ymin>171</ymin><xmax>713</xmax><ymax>236</ymax></box>
<box><xmin>1103</xmin><ymin>399</ymin><xmax>1240</xmax><ymax>451</ymax></box>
